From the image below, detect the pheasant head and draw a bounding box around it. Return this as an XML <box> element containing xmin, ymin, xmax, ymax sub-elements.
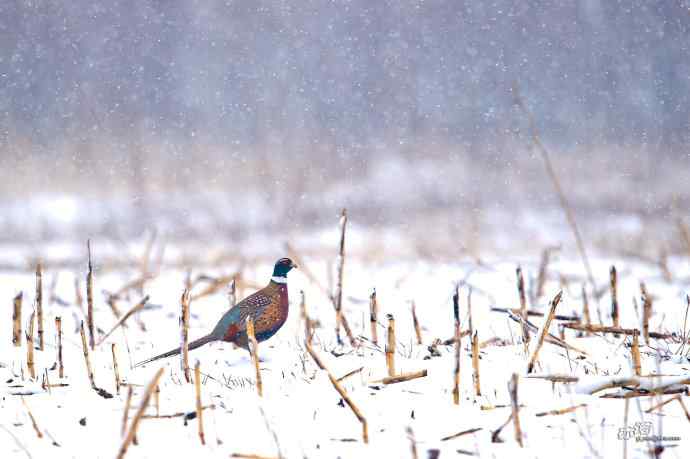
<box><xmin>271</xmin><ymin>257</ymin><xmax>297</xmax><ymax>283</ymax></box>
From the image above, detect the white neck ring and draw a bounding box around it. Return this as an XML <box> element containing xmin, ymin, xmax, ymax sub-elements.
<box><xmin>271</xmin><ymin>276</ymin><xmax>287</xmax><ymax>284</ymax></box>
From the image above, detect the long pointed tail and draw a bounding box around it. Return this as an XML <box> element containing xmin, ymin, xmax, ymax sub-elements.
<box><xmin>135</xmin><ymin>334</ymin><xmax>216</xmax><ymax>368</ymax></box>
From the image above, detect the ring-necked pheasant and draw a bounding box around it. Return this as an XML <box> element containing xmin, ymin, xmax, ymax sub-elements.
<box><xmin>135</xmin><ymin>258</ymin><xmax>297</xmax><ymax>367</ymax></box>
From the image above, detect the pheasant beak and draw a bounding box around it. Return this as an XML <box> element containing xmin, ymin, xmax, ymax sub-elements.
<box><xmin>291</xmin><ymin>261</ymin><xmax>299</xmax><ymax>269</ymax></box>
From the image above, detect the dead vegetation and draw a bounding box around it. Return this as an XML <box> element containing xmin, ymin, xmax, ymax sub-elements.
<box><xmin>3</xmin><ymin>208</ymin><xmax>690</xmax><ymax>458</ymax></box>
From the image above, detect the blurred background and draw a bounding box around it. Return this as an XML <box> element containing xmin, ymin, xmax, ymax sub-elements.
<box><xmin>1</xmin><ymin>1</ymin><xmax>689</xmax><ymax>256</ymax></box>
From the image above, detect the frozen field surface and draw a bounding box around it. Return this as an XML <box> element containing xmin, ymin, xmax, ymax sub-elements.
<box><xmin>1</xmin><ymin>246</ymin><xmax>690</xmax><ymax>458</ymax></box>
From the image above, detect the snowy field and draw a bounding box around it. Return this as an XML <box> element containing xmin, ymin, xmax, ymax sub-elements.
<box><xmin>1</xmin><ymin>236</ymin><xmax>690</xmax><ymax>458</ymax></box>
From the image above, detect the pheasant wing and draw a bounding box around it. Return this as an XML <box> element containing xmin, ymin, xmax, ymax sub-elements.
<box><xmin>212</xmin><ymin>288</ymin><xmax>273</xmax><ymax>341</ymax></box>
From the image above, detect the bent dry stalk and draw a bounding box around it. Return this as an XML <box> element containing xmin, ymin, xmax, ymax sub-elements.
<box><xmin>117</xmin><ymin>368</ymin><xmax>165</xmax><ymax>459</ymax></box>
<box><xmin>373</xmin><ymin>369</ymin><xmax>427</xmax><ymax>385</ymax></box>
<box><xmin>411</xmin><ymin>300</ymin><xmax>422</xmax><ymax>345</ymax></box>
<box><xmin>122</xmin><ymin>386</ymin><xmax>134</xmax><ymax>437</ymax></box>
<box><xmin>21</xmin><ymin>396</ymin><xmax>43</xmax><ymax>439</ymax></box>
<box><xmin>112</xmin><ymin>343</ymin><xmax>121</xmax><ymax>394</ymax></box>
<box><xmin>80</xmin><ymin>321</ymin><xmax>96</xmax><ymax>389</ymax></box>
<box><xmin>306</xmin><ymin>341</ymin><xmax>368</xmax><ymax>443</ymax></box>
<box><xmin>527</xmin><ymin>290</ymin><xmax>563</xmax><ymax>374</ymax></box>
<box><xmin>98</xmin><ymin>295</ymin><xmax>150</xmax><ymax>346</ymax></box>
<box><xmin>246</xmin><ymin>316</ymin><xmax>263</xmax><ymax>397</ymax></box>
<box><xmin>513</xmin><ymin>84</ymin><xmax>596</xmax><ymax>299</ymax></box>
<box><xmin>299</xmin><ymin>290</ymin><xmax>312</xmax><ymax>345</ymax></box>
<box><xmin>509</xmin><ymin>373</ymin><xmax>523</xmax><ymax>447</ymax></box>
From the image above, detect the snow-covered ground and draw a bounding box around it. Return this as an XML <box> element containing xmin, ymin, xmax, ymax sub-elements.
<box><xmin>1</xmin><ymin>241</ymin><xmax>690</xmax><ymax>458</ymax></box>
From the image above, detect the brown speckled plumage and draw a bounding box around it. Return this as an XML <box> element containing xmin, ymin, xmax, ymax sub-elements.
<box><xmin>136</xmin><ymin>258</ymin><xmax>296</xmax><ymax>367</ymax></box>
<box><xmin>219</xmin><ymin>280</ymin><xmax>289</xmax><ymax>349</ymax></box>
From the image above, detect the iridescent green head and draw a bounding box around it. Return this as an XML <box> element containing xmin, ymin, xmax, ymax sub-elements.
<box><xmin>272</xmin><ymin>257</ymin><xmax>297</xmax><ymax>278</ymax></box>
